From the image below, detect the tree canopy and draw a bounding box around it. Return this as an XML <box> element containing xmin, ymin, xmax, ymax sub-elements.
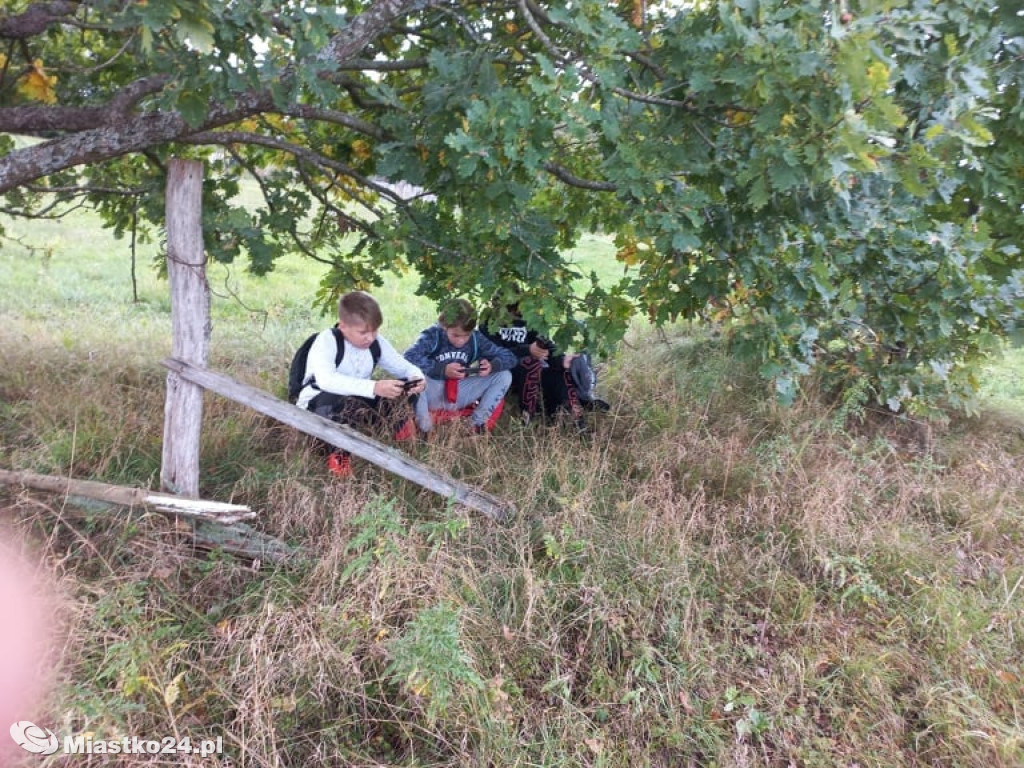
<box><xmin>1</xmin><ymin>0</ymin><xmax>1021</xmax><ymax>412</ymax></box>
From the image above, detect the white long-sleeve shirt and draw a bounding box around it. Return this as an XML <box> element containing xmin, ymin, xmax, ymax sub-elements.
<box><xmin>296</xmin><ymin>328</ymin><xmax>424</xmax><ymax>409</ymax></box>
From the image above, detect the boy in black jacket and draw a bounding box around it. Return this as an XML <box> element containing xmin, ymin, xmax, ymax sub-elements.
<box><xmin>404</xmin><ymin>299</ymin><xmax>518</xmax><ymax>434</ymax></box>
<box><xmin>480</xmin><ymin>300</ymin><xmax>608</xmax><ymax>430</ymax></box>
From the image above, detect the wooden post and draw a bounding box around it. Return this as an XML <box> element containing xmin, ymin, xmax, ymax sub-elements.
<box><xmin>161</xmin><ymin>159</ymin><xmax>209</xmax><ymax>498</ymax></box>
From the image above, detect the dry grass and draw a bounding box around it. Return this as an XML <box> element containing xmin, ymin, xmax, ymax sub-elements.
<box><xmin>2</xmin><ymin>209</ymin><xmax>1023</xmax><ymax>765</ymax></box>
<box><xmin>2</xmin><ymin>315</ymin><xmax>1023</xmax><ymax>767</ymax></box>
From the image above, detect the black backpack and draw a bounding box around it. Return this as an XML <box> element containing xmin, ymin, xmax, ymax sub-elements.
<box><xmin>287</xmin><ymin>326</ymin><xmax>382</xmax><ymax>403</ymax></box>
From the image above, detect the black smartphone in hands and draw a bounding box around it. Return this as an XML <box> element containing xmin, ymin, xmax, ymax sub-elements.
<box><xmin>401</xmin><ymin>378</ymin><xmax>423</xmax><ymax>392</ymax></box>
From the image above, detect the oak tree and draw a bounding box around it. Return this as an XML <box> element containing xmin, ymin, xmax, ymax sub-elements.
<box><xmin>1</xmin><ymin>0</ymin><xmax>1021</xmax><ymax>411</ymax></box>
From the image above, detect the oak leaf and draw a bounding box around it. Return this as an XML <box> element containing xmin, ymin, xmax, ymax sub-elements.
<box><xmin>18</xmin><ymin>60</ymin><xmax>58</xmax><ymax>104</ymax></box>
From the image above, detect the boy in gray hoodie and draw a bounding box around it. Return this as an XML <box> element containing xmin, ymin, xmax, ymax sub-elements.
<box><xmin>404</xmin><ymin>299</ymin><xmax>518</xmax><ymax>434</ymax></box>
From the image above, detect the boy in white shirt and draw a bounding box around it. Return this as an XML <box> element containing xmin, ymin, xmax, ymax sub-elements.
<box><xmin>297</xmin><ymin>291</ymin><xmax>425</xmax><ymax>476</ymax></box>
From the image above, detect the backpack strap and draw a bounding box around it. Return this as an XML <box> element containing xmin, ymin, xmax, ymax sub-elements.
<box><xmin>330</xmin><ymin>327</ymin><xmax>381</xmax><ymax>367</ymax></box>
<box><xmin>309</xmin><ymin>328</ymin><xmax>382</xmax><ymax>390</ymax></box>
<box><xmin>304</xmin><ymin>327</ymin><xmax>346</xmax><ymax>392</ymax></box>
<box><xmin>329</xmin><ymin>326</ymin><xmax>346</xmax><ymax>366</ymax></box>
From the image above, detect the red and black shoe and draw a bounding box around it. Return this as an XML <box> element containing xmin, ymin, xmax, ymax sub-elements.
<box><xmin>327</xmin><ymin>451</ymin><xmax>352</xmax><ymax>478</ymax></box>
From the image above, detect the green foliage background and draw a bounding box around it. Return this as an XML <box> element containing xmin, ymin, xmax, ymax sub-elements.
<box><xmin>1</xmin><ymin>0</ymin><xmax>1022</xmax><ymax>411</ymax></box>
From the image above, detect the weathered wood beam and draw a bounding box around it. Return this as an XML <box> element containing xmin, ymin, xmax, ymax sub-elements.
<box><xmin>161</xmin><ymin>158</ymin><xmax>209</xmax><ymax>498</ymax></box>
<box><xmin>161</xmin><ymin>357</ymin><xmax>515</xmax><ymax>522</ymax></box>
<box><xmin>0</xmin><ymin>468</ymin><xmax>296</xmax><ymax>563</ymax></box>
<box><xmin>190</xmin><ymin>520</ymin><xmax>296</xmax><ymax>564</ymax></box>
<box><xmin>0</xmin><ymin>468</ymin><xmax>254</xmax><ymax>524</ymax></box>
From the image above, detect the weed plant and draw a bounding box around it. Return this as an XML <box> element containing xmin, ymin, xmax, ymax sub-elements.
<box><xmin>2</xmin><ymin>211</ymin><xmax>1023</xmax><ymax>766</ymax></box>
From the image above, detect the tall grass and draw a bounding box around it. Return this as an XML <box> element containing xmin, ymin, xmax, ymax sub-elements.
<box><xmin>2</xmin><ymin>206</ymin><xmax>1023</xmax><ymax>767</ymax></box>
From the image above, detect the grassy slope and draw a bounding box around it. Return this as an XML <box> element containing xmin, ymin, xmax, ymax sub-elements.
<box><xmin>1</xmin><ymin>208</ymin><xmax>1023</xmax><ymax>767</ymax></box>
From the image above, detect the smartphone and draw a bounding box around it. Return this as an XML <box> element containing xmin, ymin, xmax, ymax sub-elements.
<box><xmin>462</xmin><ymin>361</ymin><xmax>482</xmax><ymax>377</ymax></box>
<box><xmin>401</xmin><ymin>378</ymin><xmax>423</xmax><ymax>392</ymax></box>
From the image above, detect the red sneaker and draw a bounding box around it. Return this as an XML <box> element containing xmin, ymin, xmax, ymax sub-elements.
<box><xmin>485</xmin><ymin>398</ymin><xmax>505</xmax><ymax>431</ymax></box>
<box><xmin>327</xmin><ymin>452</ymin><xmax>352</xmax><ymax>478</ymax></box>
<box><xmin>394</xmin><ymin>418</ymin><xmax>416</xmax><ymax>443</ymax></box>
<box><xmin>429</xmin><ymin>406</ymin><xmax>476</xmax><ymax>425</ymax></box>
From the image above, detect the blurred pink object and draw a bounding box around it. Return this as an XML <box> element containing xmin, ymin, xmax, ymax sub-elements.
<box><xmin>0</xmin><ymin>539</ymin><xmax>56</xmax><ymax>761</ymax></box>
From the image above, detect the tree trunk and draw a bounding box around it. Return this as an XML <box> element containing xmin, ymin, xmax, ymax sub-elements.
<box><xmin>161</xmin><ymin>159</ymin><xmax>209</xmax><ymax>498</ymax></box>
<box><xmin>0</xmin><ymin>0</ymin><xmax>420</xmax><ymax>192</ymax></box>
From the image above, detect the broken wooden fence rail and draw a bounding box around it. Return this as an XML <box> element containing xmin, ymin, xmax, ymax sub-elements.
<box><xmin>161</xmin><ymin>357</ymin><xmax>515</xmax><ymax>522</ymax></box>
<box><xmin>0</xmin><ymin>468</ymin><xmax>254</xmax><ymax>525</ymax></box>
<box><xmin>0</xmin><ymin>468</ymin><xmax>295</xmax><ymax>564</ymax></box>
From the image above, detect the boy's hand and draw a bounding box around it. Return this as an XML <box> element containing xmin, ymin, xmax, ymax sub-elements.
<box><xmin>528</xmin><ymin>341</ymin><xmax>551</xmax><ymax>362</ymax></box>
<box><xmin>375</xmin><ymin>379</ymin><xmax>415</xmax><ymax>398</ymax></box>
<box><xmin>445</xmin><ymin>362</ymin><xmax>467</xmax><ymax>379</ymax></box>
<box><xmin>477</xmin><ymin>358</ymin><xmax>493</xmax><ymax>377</ymax></box>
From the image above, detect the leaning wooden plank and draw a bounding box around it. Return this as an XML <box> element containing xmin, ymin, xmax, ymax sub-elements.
<box><xmin>162</xmin><ymin>357</ymin><xmax>515</xmax><ymax>522</ymax></box>
<box><xmin>0</xmin><ymin>468</ymin><xmax>254</xmax><ymax>524</ymax></box>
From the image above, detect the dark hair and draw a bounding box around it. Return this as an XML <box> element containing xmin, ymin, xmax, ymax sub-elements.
<box><xmin>338</xmin><ymin>291</ymin><xmax>383</xmax><ymax>330</ymax></box>
<box><xmin>438</xmin><ymin>298</ymin><xmax>477</xmax><ymax>331</ymax></box>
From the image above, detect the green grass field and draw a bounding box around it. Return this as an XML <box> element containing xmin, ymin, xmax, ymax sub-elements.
<box><xmin>2</xmin><ymin>203</ymin><xmax>1023</xmax><ymax>767</ymax></box>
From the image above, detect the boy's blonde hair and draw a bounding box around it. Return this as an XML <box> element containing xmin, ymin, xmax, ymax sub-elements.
<box><xmin>338</xmin><ymin>291</ymin><xmax>383</xmax><ymax>330</ymax></box>
<box><xmin>438</xmin><ymin>298</ymin><xmax>477</xmax><ymax>331</ymax></box>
